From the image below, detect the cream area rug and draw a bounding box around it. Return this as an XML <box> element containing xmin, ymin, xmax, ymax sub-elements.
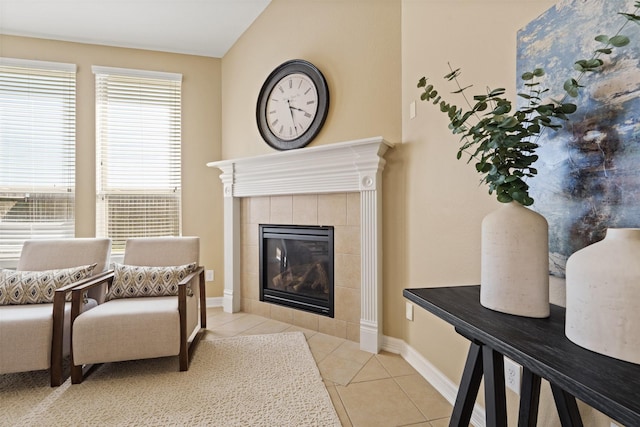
<box><xmin>1</xmin><ymin>332</ymin><xmax>341</xmax><ymax>427</ymax></box>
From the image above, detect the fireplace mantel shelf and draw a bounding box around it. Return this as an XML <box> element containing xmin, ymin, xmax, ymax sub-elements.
<box><xmin>207</xmin><ymin>136</ymin><xmax>394</xmax><ymax>353</ymax></box>
<box><xmin>207</xmin><ymin>136</ymin><xmax>394</xmax><ymax>198</ymax></box>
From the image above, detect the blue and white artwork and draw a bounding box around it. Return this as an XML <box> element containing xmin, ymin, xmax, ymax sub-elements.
<box><xmin>517</xmin><ymin>0</ymin><xmax>640</xmax><ymax>277</ymax></box>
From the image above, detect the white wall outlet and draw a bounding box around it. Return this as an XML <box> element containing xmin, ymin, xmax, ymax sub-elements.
<box><xmin>205</xmin><ymin>270</ymin><xmax>214</xmax><ymax>282</ymax></box>
<box><xmin>409</xmin><ymin>100</ymin><xmax>416</xmax><ymax>119</ymax></box>
<box><xmin>504</xmin><ymin>356</ymin><xmax>522</xmax><ymax>394</ymax></box>
<box><xmin>405</xmin><ymin>302</ymin><xmax>414</xmax><ymax>321</ymax></box>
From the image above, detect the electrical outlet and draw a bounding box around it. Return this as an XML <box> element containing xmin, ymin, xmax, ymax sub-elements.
<box><xmin>504</xmin><ymin>356</ymin><xmax>522</xmax><ymax>394</ymax></box>
<box><xmin>405</xmin><ymin>302</ymin><xmax>414</xmax><ymax>321</ymax></box>
<box><xmin>205</xmin><ymin>270</ymin><xmax>214</xmax><ymax>282</ymax></box>
<box><xmin>409</xmin><ymin>101</ymin><xmax>416</xmax><ymax>119</ymax></box>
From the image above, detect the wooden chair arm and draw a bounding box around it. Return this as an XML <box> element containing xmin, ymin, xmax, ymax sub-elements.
<box><xmin>177</xmin><ymin>266</ymin><xmax>204</xmax><ymax>295</ymax></box>
<box><xmin>50</xmin><ymin>270</ymin><xmax>114</xmax><ymax>387</ymax></box>
<box><xmin>178</xmin><ymin>266</ymin><xmax>205</xmax><ymax>371</ymax></box>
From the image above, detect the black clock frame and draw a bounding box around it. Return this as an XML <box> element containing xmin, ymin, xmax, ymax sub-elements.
<box><xmin>256</xmin><ymin>59</ymin><xmax>330</xmax><ymax>150</ymax></box>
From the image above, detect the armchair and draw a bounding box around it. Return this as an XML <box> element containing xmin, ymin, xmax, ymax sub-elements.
<box><xmin>0</xmin><ymin>238</ymin><xmax>111</xmax><ymax>386</ymax></box>
<box><xmin>70</xmin><ymin>237</ymin><xmax>206</xmax><ymax>384</ymax></box>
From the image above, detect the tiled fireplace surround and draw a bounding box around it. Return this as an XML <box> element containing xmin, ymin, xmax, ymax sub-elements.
<box><xmin>208</xmin><ymin>137</ymin><xmax>393</xmax><ymax>353</ymax></box>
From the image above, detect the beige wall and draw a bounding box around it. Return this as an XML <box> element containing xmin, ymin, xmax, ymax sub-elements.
<box><xmin>0</xmin><ymin>35</ymin><xmax>225</xmax><ymax>297</ymax></box>
<box><xmin>220</xmin><ymin>0</ymin><xmax>402</xmax><ymax>158</ymax></box>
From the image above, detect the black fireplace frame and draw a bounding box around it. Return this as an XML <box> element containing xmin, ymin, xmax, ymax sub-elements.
<box><xmin>259</xmin><ymin>224</ymin><xmax>334</xmax><ymax>317</ymax></box>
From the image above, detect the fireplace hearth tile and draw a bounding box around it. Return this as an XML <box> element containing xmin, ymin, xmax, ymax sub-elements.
<box><xmin>335</xmin><ymin>287</ymin><xmax>360</xmax><ymax>324</ymax></box>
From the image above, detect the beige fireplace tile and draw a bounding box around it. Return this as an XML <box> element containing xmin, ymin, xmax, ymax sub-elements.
<box><xmin>292</xmin><ymin>194</ymin><xmax>318</xmax><ymax>225</ymax></box>
<box><xmin>269</xmin><ymin>195</ymin><xmax>293</xmax><ymax>224</ymax></box>
<box><xmin>241</xmin><ymin>198</ymin><xmax>250</xmax><ymax>224</ymax></box>
<box><xmin>248</xmin><ymin>299</ymin><xmax>271</xmax><ymax>318</ymax></box>
<box><xmin>270</xmin><ymin>304</ymin><xmax>294</xmax><ymax>324</ymax></box>
<box><xmin>241</xmin><ymin>223</ymin><xmax>258</xmax><ymax>247</ymax></box>
<box><xmin>334</xmin><ymin>225</ymin><xmax>361</xmax><ymax>255</ymax></box>
<box><xmin>335</xmin><ymin>286</ymin><xmax>360</xmax><ymax>324</ymax></box>
<box><xmin>249</xmin><ymin>196</ymin><xmax>270</xmax><ymax>224</ymax></box>
<box><xmin>240</xmin><ymin>271</ymin><xmax>258</xmax><ymax>300</ymax></box>
<box><xmin>318</xmin><ymin>193</ymin><xmax>347</xmax><ymax>226</ymax></box>
<box><xmin>335</xmin><ymin>253</ymin><xmax>361</xmax><ymax>289</ymax></box>
<box><xmin>346</xmin><ymin>192</ymin><xmax>360</xmax><ymax>226</ymax></box>
<box><xmin>346</xmin><ymin>321</ymin><xmax>360</xmax><ymax>343</ymax></box>
<box><xmin>292</xmin><ymin>309</ymin><xmax>320</xmax><ymax>331</ymax></box>
<box><xmin>241</xmin><ymin>243</ymin><xmax>258</xmax><ymax>275</ymax></box>
<box><xmin>318</xmin><ymin>316</ymin><xmax>347</xmax><ymax>339</ymax></box>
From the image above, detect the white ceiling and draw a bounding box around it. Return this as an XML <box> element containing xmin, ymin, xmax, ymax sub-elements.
<box><xmin>0</xmin><ymin>0</ymin><xmax>272</xmax><ymax>58</ymax></box>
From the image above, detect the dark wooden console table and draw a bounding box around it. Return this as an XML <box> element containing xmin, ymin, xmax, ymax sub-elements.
<box><xmin>403</xmin><ymin>285</ymin><xmax>640</xmax><ymax>427</ymax></box>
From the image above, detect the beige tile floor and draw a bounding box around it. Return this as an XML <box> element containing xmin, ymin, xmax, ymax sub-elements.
<box><xmin>204</xmin><ymin>307</ymin><xmax>454</xmax><ymax>427</ymax></box>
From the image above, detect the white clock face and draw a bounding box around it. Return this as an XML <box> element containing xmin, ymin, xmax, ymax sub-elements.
<box><xmin>265</xmin><ymin>73</ymin><xmax>319</xmax><ymax>141</ymax></box>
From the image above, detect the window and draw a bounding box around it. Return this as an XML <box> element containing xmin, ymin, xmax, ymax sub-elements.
<box><xmin>0</xmin><ymin>58</ymin><xmax>77</xmax><ymax>266</ymax></box>
<box><xmin>94</xmin><ymin>66</ymin><xmax>182</xmax><ymax>254</ymax></box>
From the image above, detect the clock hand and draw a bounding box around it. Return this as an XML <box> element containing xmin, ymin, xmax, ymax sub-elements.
<box><xmin>286</xmin><ymin>100</ymin><xmax>298</xmax><ymax>135</ymax></box>
<box><xmin>289</xmin><ymin>105</ymin><xmax>309</xmax><ymax>114</ymax></box>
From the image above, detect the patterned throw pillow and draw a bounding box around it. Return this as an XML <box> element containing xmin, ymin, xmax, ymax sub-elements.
<box><xmin>0</xmin><ymin>264</ymin><xmax>97</xmax><ymax>305</ymax></box>
<box><xmin>106</xmin><ymin>262</ymin><xmax>197</xmax><ymax>301</ymax></box>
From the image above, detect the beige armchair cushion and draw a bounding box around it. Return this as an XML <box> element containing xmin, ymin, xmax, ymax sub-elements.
<box><xmin>73</xmin><ymin>296</ymin><xmax>181</xmax><ymax>365</ymax></box>
<box><xmin>0</xmin><ymin>264</ymin><xmax>97</xmax><ymax>305</ymax></box>
<box><xmin>0</xmin><ymin>296</ymin><xmax>97</xmax><ymax>374</ymax></box>
<box><xmin>106</xmin><ymin>262</ymin><xmax>197</xmax><ymax>300</ymax></box>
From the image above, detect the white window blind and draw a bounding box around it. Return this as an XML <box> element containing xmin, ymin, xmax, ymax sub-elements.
<box><xmin>0</xmin><ymin>58</ymin><xmax>77</xmax><ymax>265</ymax></box>
<box><xmin>94</xmin><ymin>66</ymin><xmax>182</xmax><ymax>254</ymax></box>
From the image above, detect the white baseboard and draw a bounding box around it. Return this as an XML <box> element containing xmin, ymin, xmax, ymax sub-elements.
<box><xmin>382</xmin><ymin>335</ymin><xmax>486</xmax><ymax>427</ymax></box>
<box><xmin>206</xmin><ymin>297</ymin><xmax>224</xmax><ymax>308</ymax></box>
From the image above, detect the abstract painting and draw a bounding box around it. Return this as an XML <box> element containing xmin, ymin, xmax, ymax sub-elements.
<box><xmin>517</xmin><ymin>0</ymin><xmax>640</xmax><ymax>276</ymax></box>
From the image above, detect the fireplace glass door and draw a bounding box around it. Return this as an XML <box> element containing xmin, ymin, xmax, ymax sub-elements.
<box><xmin>259</xmin><ymin>224</ymin><xmax>334</xmax><ymax>317</ymax></box>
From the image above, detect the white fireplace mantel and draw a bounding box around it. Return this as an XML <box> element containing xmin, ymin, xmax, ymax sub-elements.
<box><xmin>207</xmin><ymin>136</ymin><xmax>393</xmax><ymax>353</ymax></box>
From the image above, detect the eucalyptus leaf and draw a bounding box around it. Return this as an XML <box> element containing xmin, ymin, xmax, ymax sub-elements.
<box><xmin>610</xmin><ymin>35</ymin><xmax>630</xmax><ymax>46</ymax></box>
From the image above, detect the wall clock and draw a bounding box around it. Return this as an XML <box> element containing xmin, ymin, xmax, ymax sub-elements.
<box><xmin>256</xmin><ymin>59</ymin><xmax>330</xmax><ymax>150</ymax></box>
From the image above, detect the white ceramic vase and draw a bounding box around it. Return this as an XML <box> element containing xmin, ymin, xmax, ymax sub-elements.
<box><xmin>565</xmin><ymin>228</ymin><xmax>640</xmax><ymax>365</ymax></box>
<box><xmin>481</xmin><ymin>201</ymin><xmax>550</xmax><ymax>318</ymax></box>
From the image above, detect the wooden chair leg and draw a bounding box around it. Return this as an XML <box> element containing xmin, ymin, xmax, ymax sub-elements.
<box><xmin>71</xmin><ymin>364</ymin><xmax>84</xmax><ymax>384</ymax></box>
<box><xmin>199</xmin><ymin>269</ymin><xmax>207</xmax><ymax>328</ymax></box>
<box><xmin>179</xmin><ymin>284</ymin><xmax>189</xmax><ymax>371</ymax></box>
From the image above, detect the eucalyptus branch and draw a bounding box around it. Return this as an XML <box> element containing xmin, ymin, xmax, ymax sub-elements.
<box><xmin>416</xmin><ymin>1</ymin><xmax>639</xmax><ymax>207</ymax></box>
